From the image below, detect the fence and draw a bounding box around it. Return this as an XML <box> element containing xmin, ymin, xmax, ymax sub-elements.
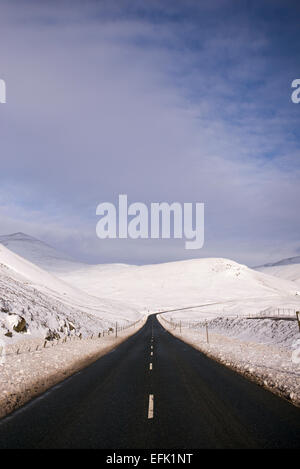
<box><xmin>161</xmin><ymin>307</ymin><xmax>299</xmax><ymax>322</ymax></box>
<box><xmin>0</xmin><ymin>317</ymin><xmax>142</xmax><ymax>360</ymax></box>
<box><xmin>160</xmin><ymin>308</ymin><xmax>300</xmax><ymax>339</ymax></box>
<box><xmin>244</xmin><ymin>308</ymin><xmax>298</xmax><ymax>320</ymax></box>
<box><xmin>160</xmin><ymin>315</ymin><xmax>212</xmax><ymax>343</ymax></box>
<box><xmin>160</xmin><ymin>315</ymin><xmax>209</xmax><ymax>332</ymax></box>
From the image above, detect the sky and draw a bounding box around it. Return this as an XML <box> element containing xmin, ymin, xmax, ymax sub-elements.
<box><xmin>0</xmin><ymin>0</ymin><xmax>299</xmax><ymax>266</ymax></box>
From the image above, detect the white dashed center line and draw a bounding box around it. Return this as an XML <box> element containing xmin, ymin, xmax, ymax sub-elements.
<box><xmin>148</xmin><ymin>394</ymin><xmax>154</xmax><ymax>419</ymax></box>
<box><xmin>149</xmin><ymin>363</ymin><xmax>153</xmax><ymax>370</ymax></box>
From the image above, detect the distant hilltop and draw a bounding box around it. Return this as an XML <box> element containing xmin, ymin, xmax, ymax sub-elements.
<box><xmin>0</xmin><ymin>232</ymin><xmax>82</xmax><ymax>273</ymax></box>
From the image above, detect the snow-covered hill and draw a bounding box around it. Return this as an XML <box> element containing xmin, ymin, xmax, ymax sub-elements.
<box><xmin>255</xmin><ymin>256</ymin><xmax>300</xmax><ymax>287</ymax></box>
<box><xmin>57</xmin><ymin>257</ymin><xmax>300</xmax><ymax>316</ymax></box>
<box><xmin>0</xmin><ymin>243</ymin><xmax>141</xmax><ymax>342</ymax></box>
<box><xmin>257</xmin><ymin>256</ymin><xmax>300</xmax><ymax>267</ymax></box>
<box><xmin>1</xmin><ymin>232</ymin><xmax>299</xmax><ymax>324</ymax></box>
<box><xmin>0</xmin><ymin>232</ymin><xmax>83</xmax><ymax>272</ymax></box>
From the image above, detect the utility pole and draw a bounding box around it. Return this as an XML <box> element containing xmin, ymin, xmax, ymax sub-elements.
<box><xmin>115</xmin><ymin>321</ymin><xmax>118</xmax><ymax>338</ymax></box>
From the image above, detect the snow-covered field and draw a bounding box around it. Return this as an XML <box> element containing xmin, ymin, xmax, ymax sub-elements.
<box><xmin>161</xmin><ymin>315</ymin><xmax>300</xmax><ymax>349</ymax></box>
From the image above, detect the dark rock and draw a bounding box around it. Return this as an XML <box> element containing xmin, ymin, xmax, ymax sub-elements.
<box><xmin>46</xmin><ymin>330</ymin><xmax>60</xmax><ymax>341</ymax></box>
<box><xmin>13</xmin><ymin>317</ymin><xmax>27</xmax><ymax>333</ymax></box>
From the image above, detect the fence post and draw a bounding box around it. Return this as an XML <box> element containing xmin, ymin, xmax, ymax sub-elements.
<box><xmin>296</xmin><ymin>312</ymin><xmax>300</xmax><ymax>332</ymax></box>
<box><xmin>115</xmin><ymin>322</ymin><xmax>118</xmax><ymax>338</ymax></box>
<box><xmin>206</xmin><ymin>322</ymin><xmax>209</xmax><ymax>344</ymax></box>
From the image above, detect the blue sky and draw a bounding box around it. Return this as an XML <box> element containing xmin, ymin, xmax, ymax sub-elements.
<box><xmin>0</xmin><ymin>0</ymin><xmax>299</xmax><ymax>265</ymax></box>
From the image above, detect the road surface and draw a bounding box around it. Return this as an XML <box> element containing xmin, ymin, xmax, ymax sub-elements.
<box><xmin>0</xmin><ymin>314</ymin><xmax>299</xmax><ymax>448</ymax></box>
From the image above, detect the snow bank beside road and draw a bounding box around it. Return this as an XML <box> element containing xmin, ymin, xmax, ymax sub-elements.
<box><xmin>193</xmin><ymin>316</ymin><xmax>300</xmax><ymax>349</ymax></box>
<box><xmin>159</xmin><ymin>315</ymin><xmax>300</xmax><ymax>406</ymax></box>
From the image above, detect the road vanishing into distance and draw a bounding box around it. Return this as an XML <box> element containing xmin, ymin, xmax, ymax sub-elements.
<box><xmin>0</xmin><ymin>314</ymin><xmax>299</xmax><ymax>449</ymax></box>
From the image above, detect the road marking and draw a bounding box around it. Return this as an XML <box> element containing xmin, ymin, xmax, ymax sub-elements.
<box><xmin>150</xmin><ymin>351</ymin><xmax>153</xmax><ymax>356</ymax></box>
<box><xmin>148</xmin><ymin>394</ymin><xmax>154</xmax><ymax>419</ymax></box>
<box><xmin>149</xmin><ymin>363</ymin><xmax>152</xmax><ymax>370</ymax></box>
<box><xmin>151</xmin><ymin>345</ymin><xmax>153</xmax><ymax>349</ymax></box>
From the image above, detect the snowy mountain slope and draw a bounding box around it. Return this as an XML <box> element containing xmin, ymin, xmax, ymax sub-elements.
<box><xmin>2</xmin><ymin>232</ymin><xmax>299</xmax><ymax>319</ymax></box>
<box><xmin>0</xmin><ymin>232</ymin><xmax>132</xmax><ymax>279</ymax></box>
<box><xmin>0</xmin><ymin>265</ymin><xmax>106</xmax><ymax>342</ymax></box>
<box><xmin>57</xmin><ymin>257</ymin><xmax>300</xmax><ymax>314</ymax></box>
<box><xmin>0</xmin><ymin>232</ymin><xmax>84</xmax><ymax>272</ymax></box>
<box><xmin>256</xmin><ymin>256</ymin><xmax>300</xmax><ymax>267</ymax></box>
<box><xmin>0</xmin><ymin>244</ymin><xmax>141</xmax><ymax>342</ymax></box>
<box><xmin>255</xmin><ymin>256</ymin><xmax>300</xmax><ymax>287</ymax></box>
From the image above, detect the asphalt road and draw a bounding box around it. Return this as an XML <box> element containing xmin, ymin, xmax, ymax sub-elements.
<box><xmin>0</xmin><ymin>314</ymin><xmax>299</xmax><ymax>449</ymax></box>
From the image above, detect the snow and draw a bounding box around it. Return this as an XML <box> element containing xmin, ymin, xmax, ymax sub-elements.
<box><xmin>164</xmin><ymin>316</ymin><xmax>299</xmax><ymax>348</ymax></box>
<box><xmin>256</xmin><ymin>256</ymin><xmax>300</xmax><ymax>267</ymax></box>
<box><xmin>2</xmin><ymin>232</ymin><xmax>300</xmax><ymax>329</ymax></box>
<box><xmin>2</xmin><ymin>233</ymin><xmax>299</xmax><ymax>317</ymax></box>
<box><xmin>56</xmin><ymin>257</ymin><xmax>300</xmax><ymax>317</ymax></box>
<box><xmin>0</xmin><ymin>243</ymin><xmax>141</xmax><ymax>343</ymax></box>
<box><xmin>255</xmin><ymin>261</ymin><xmax>300</xmax><ymax>287</ymax></box>
<box><xmin>0</xmin><ymin>232</ymin><xmax>84</xmax><ymax>272</ymax></box>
